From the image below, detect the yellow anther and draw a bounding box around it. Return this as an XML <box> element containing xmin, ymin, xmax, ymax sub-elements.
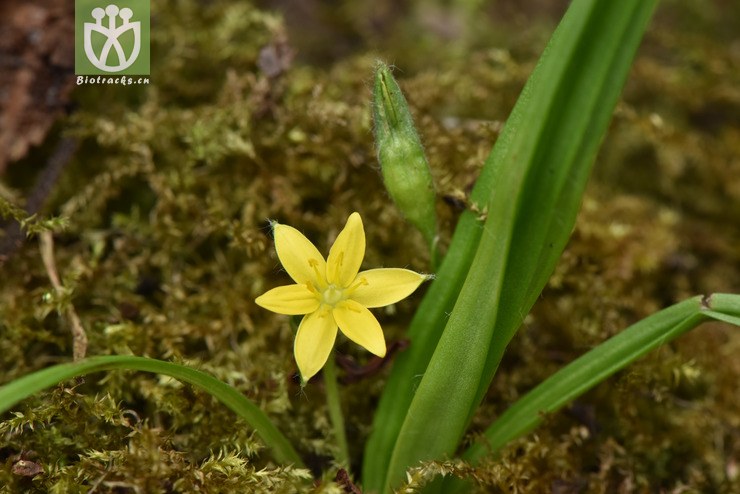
<box><xmin>327</xmin><ymin>251</ymin><xmax>344</xmax><ymax>283</ymax></box>
<box><xmin>305</xmin><ymin>282</ymin><xmax>320</xmax><ymax>296</ymax></box>
<box><xmin>344</xmin><ymin>276</ymin><xmax>368</xmax><ymax>297</ymax></box>
<box><xmin>307</xmin><ymin>258</ymin><xmax>327</xmax><ymax>289</ymax></box>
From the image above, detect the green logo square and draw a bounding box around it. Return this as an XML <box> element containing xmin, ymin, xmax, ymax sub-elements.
<box><xmin>75</xmin><ymin>0</ymin><xmax>150</xmax><ymax>75</ymax></box>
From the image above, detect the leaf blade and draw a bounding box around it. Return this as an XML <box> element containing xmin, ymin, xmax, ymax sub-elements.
<box><xmin>366</xmin><ymin>0</ymin><xmax>659</xmax><ymax>490</ymax></box>
<box><xmin>0</xmin><ymin>355</ymin><xmax>304</xmax><ymax>467</ymax></box>
<box><xmin>459</xmin><ymin>293</ymin><xmax>740</xmax><ymax>468</ymax></box>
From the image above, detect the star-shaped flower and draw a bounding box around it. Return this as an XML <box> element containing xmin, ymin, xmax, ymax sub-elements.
<box><xmin>256</xmin><ymin>212</ymin><xmax>430</xmax><ymax>382</ymax></box>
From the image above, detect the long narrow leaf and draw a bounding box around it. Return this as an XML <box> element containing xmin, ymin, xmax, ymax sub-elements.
<box><xmin>0</xmin><ymin>355</ymin><xmax>304</xmax><ymax>467</ymax></box>
<box><xmin>470</xmin><ymin>0</ymin><xmax>658</xmax><ymax>418</ymax></box>
<box><xmin>362</xmin><ymin>199</ymin><xmax>482</xmax><ymax>489</ymax></box>
<box><xmin>373</xmin><ymin>0</ymin><xmax>658</xmax><ymax>491</ymax></box>
<box><xmin>461</xmin><ymin>293</ymin><xmax>740</xmax><ymax>464</ymax></box>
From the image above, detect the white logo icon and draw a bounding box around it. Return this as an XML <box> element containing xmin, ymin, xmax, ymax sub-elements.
<box><xmin>84</xmin><ymin>4</ymin><xmax>141</xmax><ymax>72</ymax></box>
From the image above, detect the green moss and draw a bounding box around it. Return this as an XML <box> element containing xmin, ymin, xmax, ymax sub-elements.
<box><xmin>1</xmin><ymin>0</ymin><xmax>739</xmax><ymax>492</ymax></box>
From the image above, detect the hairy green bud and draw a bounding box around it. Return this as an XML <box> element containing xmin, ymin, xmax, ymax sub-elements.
<box><xmin>372</xmin><ymin>62</ymin><xmax>438</xmax><ymax>255</ymax></box>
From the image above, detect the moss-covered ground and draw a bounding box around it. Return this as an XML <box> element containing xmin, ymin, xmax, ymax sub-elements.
<box><xmin>1</xmin><ymin>0</ymin><xmax>739</xmax><ymax>492</ymax></box>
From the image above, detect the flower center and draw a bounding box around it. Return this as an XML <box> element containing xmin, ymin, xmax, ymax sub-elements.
<box><xmin>321</xmin><ymin>284</ymin><xmax>345</xmax><ymax>306</ymax></box>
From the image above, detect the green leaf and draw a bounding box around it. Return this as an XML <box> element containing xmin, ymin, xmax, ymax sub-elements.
<box><xmin>0</xmin><ymin>355</ymin><xmax>304</xmax><ymax>467</ymax></box>
<box><xmin>452</xmin><ymin>293</ymin><xmax>740</xmax><ymax>489</ymax></box>
<box><xmin>364</xmin><ymin>0</ymin><xmax>658</xmax><ymax>491</ymax></box>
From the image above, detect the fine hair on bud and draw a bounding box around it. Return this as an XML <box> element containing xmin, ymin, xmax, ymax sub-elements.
<box><xmin>372</xmin><ymin>61</ymin><xmax>438</xmax><ymax>251</ymax></box>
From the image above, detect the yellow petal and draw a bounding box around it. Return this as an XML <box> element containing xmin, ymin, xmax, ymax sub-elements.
<box><xmin>294</xmin><ymin>309</ymin><xmax>338</xmax><ymax>381</ymax></box>
<box><xmin>350</xmin><ymin>268</ymin><xmax>428</xmax><ymax>308</ymax></box>
<box><xmin>333</xmin><ymin>300</ymin><xmax>386</xmax><ymax>357</ymax></box>
<box><xmin>273</xmin><ymin>222</ymin><xmax>327</xmax><ymax>286</ymax></box>
<box><xmin>326</xmin><ymin>212</ymin><xmax>365</xmax><ymax>287</ymax></box>
<box><xmin>255</xmin><ymin>284</ymin><xmax>320</xmax><ymax>315</ymax></box>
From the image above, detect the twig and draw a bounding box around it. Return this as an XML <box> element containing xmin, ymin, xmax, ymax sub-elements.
<box><xmin>0</xmin><ymin>137</ymin><xmax>77</xmax><ymax>265</ymax></box>
<box><xmin>39</xmin><ymin>230</ymin><xmax>87</xmax><ymax>361</ymax></box>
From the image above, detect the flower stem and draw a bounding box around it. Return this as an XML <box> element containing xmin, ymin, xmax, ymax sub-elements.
<box><xmin>324</xmin><ymin>353</ymin><xmax>350</xmax><ymax>469</ymax></box>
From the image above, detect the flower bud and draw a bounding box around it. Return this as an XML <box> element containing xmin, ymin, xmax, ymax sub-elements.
<box><xmin>372</xmin><ymin>62</ymin><xmax>438</xmax><ymax>251</ymax></box>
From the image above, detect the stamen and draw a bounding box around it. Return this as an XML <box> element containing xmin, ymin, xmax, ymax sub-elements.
<box><xmin>344</xmin><ymin>276</ymin><xmax>368</xmax><ymax>296</ymax></box>
<box><xmin>327</xmin><ymin>252</ymin><xmax>344</xmax><ymax>282</ymax></box>
<box><xmin>308</xmin><ymin>258</ymin><xmax>326</xmax><ymax>289</ymax></box>
<box><xmin>305</xmin><ymin>282</ymin><xmax>320</xmax><ymax>296</ymax></box>
<box><xmin>308</xmin><ymin>258</ymin><xmax>322</xmax><ymax>276</ymax></box>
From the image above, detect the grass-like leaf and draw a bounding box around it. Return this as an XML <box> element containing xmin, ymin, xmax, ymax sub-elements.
<box><xmin>447</xmin><ymin>293</ymin><xmax>740</xmax><ymax>490</ymax></box>
<box><xmin>0</xmin><ymin>355</ymin><xmax>304</xmax><ymax>467</ymax></box>
<box><xmin>365</xmin><ymin>0</ymin><xmax>658</xmax><ymax>491</ymax></box>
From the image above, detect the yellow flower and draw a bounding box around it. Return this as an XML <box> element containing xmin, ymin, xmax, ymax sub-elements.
<box><xmin>256</xmin><ymin>212</ymin><xmax>430</xmax><ymax>382</ymax></box>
